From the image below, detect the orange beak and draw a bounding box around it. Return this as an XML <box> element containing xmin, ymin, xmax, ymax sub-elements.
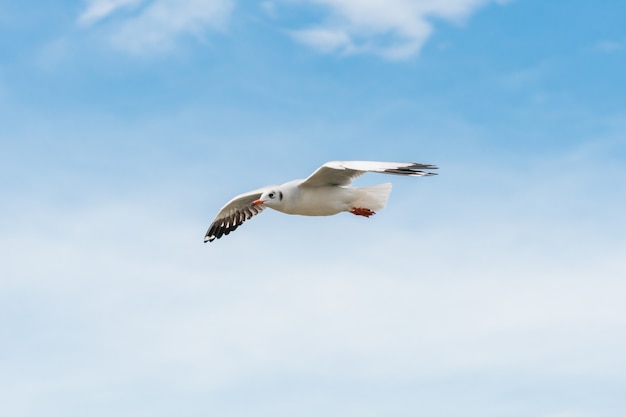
<box><xmin>252</xmin><ymin>199</ymin><xmax>265</xmax><ymax>206</ymax></box>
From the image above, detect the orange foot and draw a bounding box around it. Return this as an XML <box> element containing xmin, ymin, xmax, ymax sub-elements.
<box><xmin>350</xmin><ymin>207</ymin><xmax>376</xmax><ymax>217</ymax></box>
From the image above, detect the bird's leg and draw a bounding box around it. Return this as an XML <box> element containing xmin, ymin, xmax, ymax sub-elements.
<box><xmin>350</xmin><ymin>207</ymin><xmax>376</xmax><ymax>217</ymax></box>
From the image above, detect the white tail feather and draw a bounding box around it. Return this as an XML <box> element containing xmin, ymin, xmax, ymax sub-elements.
<box><xmin>353</xmin><ymin>183</ymin><xmax>392</xmax><ymax>211</ymax></box>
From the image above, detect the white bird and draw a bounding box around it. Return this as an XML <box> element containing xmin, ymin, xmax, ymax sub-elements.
<box><xmin>204</xmin><ymin>160</ymin><xmax>437</xmax><ymax>242</ymax></box>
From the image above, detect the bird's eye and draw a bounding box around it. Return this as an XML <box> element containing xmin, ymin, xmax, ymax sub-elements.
<box><xmin>268</xmin><ymin>192</ymin><xmax>275</xmax><ymax>199</ymax></box>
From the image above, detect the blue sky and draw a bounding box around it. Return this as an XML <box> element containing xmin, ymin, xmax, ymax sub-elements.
<box><xmin>1</xmin><ymin>1</ymin><xmax>626</xmax><ymax>416</ymax></box>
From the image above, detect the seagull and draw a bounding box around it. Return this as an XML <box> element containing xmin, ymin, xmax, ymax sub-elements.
<box><xmin>204</xmin><ymin>160</ymin><xmax>438</xmax><ymax>242</ymax></box>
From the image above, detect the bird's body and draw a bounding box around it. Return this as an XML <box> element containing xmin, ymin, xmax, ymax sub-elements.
<box><xmin>266</xmin><ymin>180</ymin><xmax>390</xmax><ymax>216</ymax></box>
<box><xmin>204</xmin><ymin>160</ymin><xmax>437</xmax><ymax>242</ymax></box>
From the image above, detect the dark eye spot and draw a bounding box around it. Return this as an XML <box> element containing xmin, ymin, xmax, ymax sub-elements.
<box><xmin>268</xmin><ymin>192</ymin><xmax>275</xmax><ymax>199</ymax></box>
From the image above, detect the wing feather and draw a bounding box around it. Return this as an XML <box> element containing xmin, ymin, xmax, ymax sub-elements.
<box><xmin>301</xmin><ymin>161</ymin><xmax>438</xmax><ymax>187</ymax></box>
<box><xmin>204</xmin><ymin>187</ymin><xmax>271</xmax><ymax>242</ymax></box>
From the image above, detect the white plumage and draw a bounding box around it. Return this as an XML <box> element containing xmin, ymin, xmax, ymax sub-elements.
<box><xmin>204</xmin><ymin>160</ymin><xmax>437</xmax><ymax>242</ymax></box>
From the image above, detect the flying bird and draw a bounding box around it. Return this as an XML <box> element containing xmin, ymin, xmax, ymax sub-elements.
<box><xmin>204</xmin><ymin>160</ymin><xmax>437</xmax><ymax>242</ymax></box>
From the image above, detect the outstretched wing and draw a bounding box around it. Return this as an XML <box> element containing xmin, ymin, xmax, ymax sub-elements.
<box><xmin>301</xmin><ymin>161</ymin><xmax>438</xmax><ymax>187</ymax></box>
<box><xmin>204</xmin><ymin>187</ymin><xmax>271</xmax><ymax>242</ymax></box>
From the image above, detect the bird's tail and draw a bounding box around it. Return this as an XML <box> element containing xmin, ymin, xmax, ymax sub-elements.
<box><xmin>353</xmin><ymin>183</ymin><xmax>392</xmax><ymax>211</ymax></box>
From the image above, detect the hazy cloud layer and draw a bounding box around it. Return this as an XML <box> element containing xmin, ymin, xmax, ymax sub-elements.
<box><xmin>2</xmin><ymin>134</ymin><xmax>625</xmax><ymax>415</ymax></box>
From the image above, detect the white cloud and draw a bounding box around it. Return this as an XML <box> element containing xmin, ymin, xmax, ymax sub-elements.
<box><xmin>77</xmin><ymin>0</ymin><xmax>507</xmax><ymax>58</ymax></box>
<box><xmin>291</xmin><ymin>27</ymin><xmax>353</xmax><ymax>53</ymax></box>
<box><xmin>286</xmin><ymin>0</ymin><xmax>508</xmax><ymax>59</ymax></box>
<box><xmin>78</xmin><ymin>0</ymin><xmax>146</xmax><ymax>25</ymax></box>
<box><xmin>78</xmin><ymin>0</ymin><xmax>234</xmax><ymax>53</ymax></box>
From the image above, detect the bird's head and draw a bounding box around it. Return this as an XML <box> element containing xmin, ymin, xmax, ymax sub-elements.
<box><xmin>253</xmin><ymin>189</ymin><xmax>284</xmax><ymax>208</ymax></box>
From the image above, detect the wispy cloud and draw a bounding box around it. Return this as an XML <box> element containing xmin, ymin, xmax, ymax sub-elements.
<box><xmin>78</xmin><ymin>0</ymin><xmax>234</xmax><ymax>54</ymax></box>
<box><xmin>285</xmin><ymin>0</ymin><xmax>508</xmax><ymax>59</ymax></box>
<box><xmin>595</xmin><ymin>39</ymin><xmax>625</xmax><ymax>53</ymax></box>
<box><xmin>78</xmin><ymin>0</ymin><xmax>146</xmax><ymax>26</ymax></box>
<box><xmin>78</xmin><ymin>0</ymin><xmax>507</xmax><ymax>58</ymax></box>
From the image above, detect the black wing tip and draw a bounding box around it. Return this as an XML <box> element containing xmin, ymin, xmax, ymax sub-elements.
<box><xmin>204</xmin><ymin>206</ymin><xmax>262</xmax><ymax>244</ymax></box>
<box><xmin>384</xmin><ymin>163</ymin><xmax>438</xmax><ymax>176</ymax></box>
<box><xmin>408</xmin><ymin>162</ymin><xmax>438</xmax><ymax>170</ymax></box>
